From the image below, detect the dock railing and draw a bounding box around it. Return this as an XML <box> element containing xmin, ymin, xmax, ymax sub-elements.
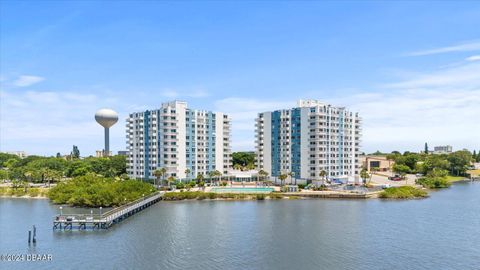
<box><xmin>53</xmin><ymin>192</ymin><xmax>162</xmax><ymax>229</ymax></box>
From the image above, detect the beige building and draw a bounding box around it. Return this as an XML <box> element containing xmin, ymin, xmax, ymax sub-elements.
<box><xmin>361</xmin><ymin>155</ymin><xmax>394</xmax><ymax>172</ymax></box>
<box><xmin>96</xmin><ymin>150</ymin><xmax>112</xmax><ymax>157</ymax></box>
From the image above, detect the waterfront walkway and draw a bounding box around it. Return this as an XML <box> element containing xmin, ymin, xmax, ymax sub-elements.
<box><xmin>53</xmin><ymin>192</ymin><xmax>163</xmax><ymax>230</ymax></box>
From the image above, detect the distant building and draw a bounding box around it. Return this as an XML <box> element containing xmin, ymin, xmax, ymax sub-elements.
<box><xmin>96</xmin><ymin>150</ymin><xmax>112</xmax><ymax>157</ymax></box>
<box><xmin>6</xmin><ymin>151</ymin><xmax>28</xmax><ymax>158</ymax></box>
<box><xmin>126</xmin><ymin>101</ymin><xmax>232</xmax><ymax>180</ymax></box>
<box><xmin>117</xmin><ymin>151</ymin><xmax>128</xmax><ymax>156</ymax></box>
<box><xmin>360</xmin><ymin>155</ymin><xmax>394</xmax><ymax>172</ymax></box>
<box><xmin>433</xmin><ymin>145</ymin><xmax>452</xmax><ymax>154</ymax></box>
<box><xmin>255</xmin><ymin>99</ymin><xmax>362</xmax><ymax>184</ymax></box>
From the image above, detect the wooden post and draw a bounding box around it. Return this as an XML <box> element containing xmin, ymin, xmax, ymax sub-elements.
<box><xmin>32</xmin><ymin>225</ymin><xmax>37</xmax><ymax>243</ymax></box>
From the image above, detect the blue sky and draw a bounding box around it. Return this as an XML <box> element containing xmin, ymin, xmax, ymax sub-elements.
<box><xmin>1</xmin><ymin>1</ymin><xmax>479</xmax><ymax>156</ymax></box>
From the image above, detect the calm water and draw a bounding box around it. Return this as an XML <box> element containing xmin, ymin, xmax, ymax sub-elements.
<box><xmin>1</xmin><ymin>182</ymin><xmax>480</xmax><ymax>270</ymax></box>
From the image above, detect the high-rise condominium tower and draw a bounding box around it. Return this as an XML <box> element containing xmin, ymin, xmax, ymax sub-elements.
<box><xmin>255</xmin><ymin>100</ymin><xmax>362</xmax><ymax>184</ymax></box>
<box><xmin>126</xmin><ymin>101</ymin><xmax>232</xmax><ymax>180</ymax></box>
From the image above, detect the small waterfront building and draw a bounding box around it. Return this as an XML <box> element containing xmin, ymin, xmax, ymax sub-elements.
<box><xmin>255</xmin><ymin>99</ymin><xmax>362</xmax><ymax>184</ymax></box>
<box><xmin>360</xmin><ymin>155</ymin><xmax>394</xmax><ymax>172</ymax></box>
<box><xmin>126</xmin><ymin>101</ymin><xmax>232</xmax><ymax>180</ymax></box>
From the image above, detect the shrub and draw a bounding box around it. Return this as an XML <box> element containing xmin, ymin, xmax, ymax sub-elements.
<box><xmin>175</xmin><ymin>182</ymin><xmax>185</xmax><ymax>189</ymax></box>
<box><xmin>28</xmin><ymin>188</ymin><xmax>40</xmax><ymax>197</ymax></box>
<box><xmin>416</xmin><ymin>177</ymin><xmax>451</xmax><ymax>189</ymax></box>
<box><xmin>379</xmin><ymin>186</ymin><xmax>428</xmax><ymax>199</ymax></box>
<box><xmin>297</xmin><ymin>184</ymin><xmax>306</xmax><ymax>190</ymax></box>
<box><xmin>256</xmin><ymin>194</ymin><xmax>265</xmax><ymax>200</ymax></box>
<box><xmin>269</xmin><ymin>193</ymin><xmax>283</xmax><ymax>199</ymax></box>
<box><xmin>47</xmin><ymin>174</ymin><xmax>155</xmax><ymax>207</ymax></box>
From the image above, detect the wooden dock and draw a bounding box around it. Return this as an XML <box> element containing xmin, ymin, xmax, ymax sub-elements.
<box><xmin>53</xmin><ymin>192</ymin><xmax>163</xmax><ymax>230</ymax></box>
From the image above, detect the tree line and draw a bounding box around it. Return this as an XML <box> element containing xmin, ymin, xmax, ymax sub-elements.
<box><xmin>0</xmin><ymin>152</ymin><xmax>127</xmax><ymax>184</ymax></box>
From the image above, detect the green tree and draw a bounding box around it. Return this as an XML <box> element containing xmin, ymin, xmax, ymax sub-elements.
<box><xmin>392</xmin><ymin>164</ymin><xmax>411</xmax><ymax>175</ymax></box>
<box><xmin>0</xmin><ymin>169</ymin><xmax>8</xmax><ymax>180</ymax></box>
<box><xmin>447</xmin><ymin>150</ymin><xmax>473</xmax><ymax>176</ymax></box>
<box><xmin>185</xmin><ymin>168</ymin><xmax>191</xmax><ymax>179</ymax></box>
<box><xmin>196</xmin><ymin>173</ymin><xmax>205</xmax><ymax>188</ymax></box>
<box><xmin>0</xmin><ymin>153</ymin><xmax>21</xmax><ymax>168</ymax></box>
<box><xmin>258</xmin><ymin>169</ymin><xmax>268</xmax><ymax>186</ymax></box>
<box><xmin>232</xmin><ymin>152</ymin><xmax>255</xmax><ymax>169</ymax></box>
<box><xmin>167</xmin><ymin>176</ymin><xmax>176</xmax><ymax>187</ymax></box>
<box><xmin>71</xmin><ymin>145</ymin><xmax>80</xmax><ymax>159</ymax></box>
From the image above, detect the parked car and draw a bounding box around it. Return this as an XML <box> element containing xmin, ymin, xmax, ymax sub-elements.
<box><xmin>388</xmin><ymin>176</ymin><xmax>402</xmax><ymax>181</ymax></box>
<box><xmin>381</xmin><ymin>184</ymin><xmax>391</xmax><ymax>189</ymax></box>
<box><xmin>415</xmin><ymin>173</ymin><xmax>424</xmax><ymax>177</ymax></box>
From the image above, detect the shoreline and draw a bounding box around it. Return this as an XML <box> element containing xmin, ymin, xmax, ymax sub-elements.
<box><xmin>0</xmin><ymin>194</ymin><xmax>48</xmax><ymax>199</ymax></box>
<box><xmin>2</xmin><ymin>181</ymin><xmax>477</xmax><ymax>204</ymax></box>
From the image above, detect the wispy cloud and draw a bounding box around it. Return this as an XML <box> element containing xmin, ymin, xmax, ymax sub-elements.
<box><xmin>160</xmin><ymin>88</ymin><xmax>209</xmax><ymax>99</ymax></box>
<box><xmin>466</xmin><ymin>55</ymin><xmax>480</xmax><ymax>62</ymax></box>
<box><xmin>407</xmin><ymin>40</ymin><xmax>480</xmax><ymax>56</ymax></box>
<box><xmin>338</xmin><ymin>59</ymin><xmax>480</xmax><ymax>152</ymax></box>
<box><xmin>385</xmin><ymin>61</ymin><xmax>480</xmax><ymax>89</ymax></box>
<box><xmin>12</xmin><ymin>75</ymin><xmax>45</xmax><ymax>87</ymax></box>
<box><xmin>0</xmin><ymin>89</ymin><xmax>127</xmax><ymax>155</ymax></box>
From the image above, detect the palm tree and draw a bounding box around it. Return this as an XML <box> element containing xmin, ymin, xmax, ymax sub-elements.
<box><xmin>167</xmin><ymin>176</ymin><xmax>176</xmax><ymax>188</ymax></box>
<box><xmin>360</xmin><ymin>169</ymin><xmax>369</xmax><ymax>185</ymax></box>
<box><xmin>153</xmin><ymin>169</ymin><xmax>164</xmax><ymax>187</ymax></box>
<box><xmin>213</xmin><ymin>170</ymin><xmax>222</xmax><ymax>186</ymax></box>
<box><xmin>279</xmin><ymin>173</ymin><xmax>288</xmax><ymax>186</ymax></box>
<box><xmin>233</xmin><ymin>164</ymin><xmax>242</xmax><ymax>171</ymax></box>
<box><xmin>319</xmin><ymin>170</ymin><xmax>327</xmax><ymax>185</ymax></box>
<box><xmin>196</xmin><ymin>173</ymin><xmax>205</xmax><ymax>189</ymax></box>
<box><xmin>258</xmin><ymin>170</ymin><xmax>268</xmax><ymax>186</ymax></box>
<box><xmin>185</xmin><ymin>168</ymin><xmax>191</xmax><ymax>180</ymax></box>
<box><xmin>207</xmin><ymin>171</ymin><xmax>214</xmax><ymax>185</ymax></box>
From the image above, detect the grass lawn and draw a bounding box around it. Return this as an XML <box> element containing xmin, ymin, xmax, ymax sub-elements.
<box><xmin>445</xmin><ymin>175</ymin><xmax>467</xmax><ymax>182</ymax></box>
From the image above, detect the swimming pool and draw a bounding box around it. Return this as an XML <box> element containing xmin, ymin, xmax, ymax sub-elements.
<box><xmin>211</xmin><ymin>187</ymin><xmax>274</xmax><ymax>193</ymax></box>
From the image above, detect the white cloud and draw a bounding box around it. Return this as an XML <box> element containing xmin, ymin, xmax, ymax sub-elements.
<box><xmin>407</xmin><ymin>40</ymin><xmax>480</xmax><ymax>56</ymax></box>
<box><xmin>13</xmin><ymin>75</ymin><xmax>45</xmax><ymax>87</ymax></box>
<box><xmin>385</xmin><ymin>62</ymin><xmax>480</xmax><ymax>89</ymax></box>
<box><xmin>338</xmin><ymin>61</ymin><xmax>480</xmax><ymax>152</ymax></box>
<box><xmin>215</xmin><ymin>57</ymin><xmax>480</xmax><ymax>153</ymax></box>
<box><xmin>466</xmin><ymin>55</ymin><xmax>480</xmax><ymax>62</ymax></box>
<box><xmin>0</xmin><ymin>89</ymin><xmax>128</xmax><ymax>156</ymax></box>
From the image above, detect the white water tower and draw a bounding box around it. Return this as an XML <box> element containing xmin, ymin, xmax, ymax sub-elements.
<box><xmin>95</xmin><ymin>108</ymin><xmax>118</xmax><ymax>156</ymax></box>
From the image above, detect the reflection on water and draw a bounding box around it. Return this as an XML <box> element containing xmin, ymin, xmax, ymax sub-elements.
<box><xmin>1</xmin><ymin>182</ymin><xmax>480</xmax><ymax>270</ymax></box>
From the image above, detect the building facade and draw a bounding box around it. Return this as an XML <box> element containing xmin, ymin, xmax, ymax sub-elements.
<box><xmin>126</xmin><ymin>101</ymin><xmax>232</xmax><ymax>180</ymax></box>
<box><xmin>361</xmin><ymin>155</ymin><xmax>394</xmax><ymax>172</ymax></box>
<box><xmin>433</xmin><ymin>145</ymin><xmax>452</xmax><ymax>154</ymax></box>
<box><xmin>255</xmin><ymin>100</ymin><xmax>361</xmax><ymax>184</ymax></box>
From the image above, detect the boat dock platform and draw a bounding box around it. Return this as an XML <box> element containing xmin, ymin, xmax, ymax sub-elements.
<box><xmin>53</xmin><ymin>192</ymin><xmax>162</xmax><ymax>230</ymax></box>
